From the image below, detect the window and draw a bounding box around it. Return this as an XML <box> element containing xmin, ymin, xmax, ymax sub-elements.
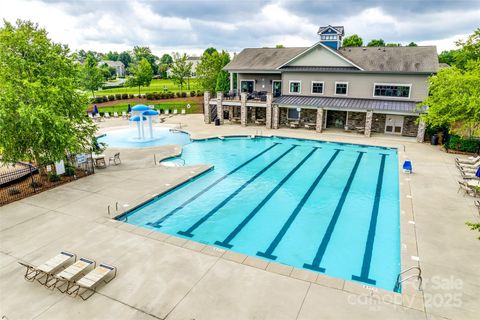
<box><xmin>311</xmin><ymin>81</ymin><xmax>324</xmax><ymax>94</ymax></box>
<box><xmin>321</xmin><ymin>35</ymin><xmax>337</xmax><ymax>40</ymax></box>
<box><xmin>335</xmin><ymin>82</ymin><xmax>348</xmax><ymax>95</ymax></box>
<box><xmin>289</xmin><ymin>81</ymin><xmax>301</xmax><ymax>94</ymax></box>
<box><xmin>374</xmin><ymin>84</ymin><xmax>410</xmax><ymax>98</ymax></box>
<box><xmin>287</xmin><ymin>108</ymin><xmax>300</xmax><ymax>120</ymax></box>
<box><xmin>240</xmin><ymin>80</ymin><xmax>255</xmax><ymax>93</ymax></box>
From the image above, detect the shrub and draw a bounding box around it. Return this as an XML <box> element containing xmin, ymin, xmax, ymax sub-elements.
<box><xmin>190</xmin><ymin>91</ymin><xmax>196</xmax><ymax>97</ymax></box>
<box><xmin>168</xmin><ymin>92</ymin><xmax>175</xmax><ymax>99</ymax></box>
<box><xmin>446</xmin><ymin>135</ymin><xmax>480</xmax><ymax>153</ymax></box>
<box><xmin>129</xmin><ymin>94</ymin><xmax>134</xmax><ymax>99</ymax></box>
<box><xmin>121</xmin><ymin>93</ymin><xmax>128</xmax><ymax>99</ymax></box>
<box><xmin>154</xmin><ymin>92</ymin><xmax>160</xmax><ymax>100</ymax></box>
<box><xmin>197</xmin><ymin>90</ymin><xmax>204</xmax><ymax>96</ymax></box>
<box><xmin>175</xmin><ymin>92</ymin><xmax>181</xmax><ymax>98</ymax></box>
<box><xmin>64</xmin><ymin>163</ymin><xmax>76</xmax><ymax>177</ymax></box>
<box><xmin>108</xmin><ymin>95</ymin><xmax>115</xmax><ymax>101</ymax></box>
<box><xmin>47</xmin><ymin>172</ymin><xmax>61</xmax><ymax>182</ymax></box>
<box><xmin>181</xmin><ymin>92</ymin><xmax>187</xmax><ymax>98</ymax></box>
<box><xmin>94</xmin><ymin>96</ymin><xmax>105</xmax><ymax>103</ymax></box>
<box><xmin>160</xmin><ymin>92</ymin><xmax>166</xmax><ymax>99</ymax></box>
<box><xmin>115</xmin><ymin>94</ymin><xmax>122</xmax><ymax>100</ymax></box>
<box><xmin>145</xmin><ymin>93</ymin><xmax>153</xmax><ymax>100</ymax></box>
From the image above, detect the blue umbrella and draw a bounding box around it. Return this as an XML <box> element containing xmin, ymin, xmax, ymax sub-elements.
<box><xmin>476</xmin><ymin>167</ymin><xmax>480</xmax><ymax>178</ymax></box>
<box><xmin>127</xmin><ymin>104</ymin><xmax>131</xmax><ymax>113</ymax></box>
<box><xmin>93</xmin><ymin>104</ymin><xmax>98</xmax><ymax>115</ymax></box>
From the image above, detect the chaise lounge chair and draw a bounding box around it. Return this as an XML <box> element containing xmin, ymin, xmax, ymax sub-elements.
<box><xmin>475</xmin><ymin>200</ymin><xmax>480</xmax><ymax>213</ymax></box>
<box><xmin>67</xmin><ymin>263</ymin><xmax>117</xmax><ymax>300</ymax></box>
<box><xmin>18</xmin><ymin>251</ymin><xmax>76</xmax><ymax>284</ymax></box>
<box><xmin>457</xmin><ymin>181</ymin><xmax>477</xmax><ymax>197</ymax></box>
<box><xmin>46</xmin><ymin>257</ymin><xmax>96</xmax><ymax>292</ymax></box>
<box><xmin>456</xmin><ymin>156</ymin><xmax>480</xmax><ymax>165</ymax></box>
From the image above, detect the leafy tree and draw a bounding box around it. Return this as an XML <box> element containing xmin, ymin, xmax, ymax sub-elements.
<box><xmin>118</xmin><ymin>51</ymin><xmax>132</xmax><ymax>69</ymax></box>
<box><xmin>105</xmin><ymin>51</ymin><xmax>119</xmax><ymax>61</ymax></box>
<box><xmin>367</xmin><ymin>39</ymin><xmax>385</xmax><ymax>47</ymax></box>
<box><xmin>275</xmin><ymin>44</ymin><xmax>285</xmax><ymax>48</ymax></box>
<box><xmin>159</xmin><ymin>53</ymin><xmax>173</xmax><ymax>78</ymax></box>
<box><xmin>133</xmin><ymin>46</ymin><xmax>159</xmax><ymax>75</ymax></box>
<box><xmin>438</xmin><ymin>50</ymin><xmax>458</xmax><ymax>66</ymax></box>
<box><xmin>420</xmin><ymin>60</ymin><xmax>480</xmax><ymax>137</ymax></box>
<box><xmin>125</xmin><ymin>58</ymin><xmax>153</xmax><ymax>95</ymax></box>
<box><xmin>0</xmin><ymin>20</ymin><xmax>96</xmax><ymax>166</ymax></box>
<box><xmin>170</xmin><ymin>53</ymin><xmax>192</xmax><ymax>93</ymax></box>
<box><xmin>160</xmin><ymin>53</ymin><xmax>173</xmax><ymax>65</ymax></box>
<box><xmin>203</xmin><ymin>47</ymin><xmax>217</xmax><ymax>56</ymax></box>
<box><xmin>79</xmin><ymin>54</ymin><xmax>104</xmax><ymax>97</ymax></box>
<box><xmin>196</xmin><ymin>50</ymin><xmax>230</xmax><ymax>93</ymax></box>
<box><xmin>342</xmin><ymin>34</ymin><xmax>363</xmax><ymax>47</ymax></box>
<box><xmin>215</xmin><ymin>52</ymin><xmax>231</xmax><ymax>92</ymax></box>
<box><xmin>386</xmin><ymin>43</ymin><xmax>401</xmax><ymax>47</ymax></box>
<box><xmin>407</xmin><ymin>42</ymin><xmax>418</xmax><ymax>47</ymax></box>
<box><xmin>453</xmin><ymin>28</ymin><xmax>480</xmax><ymax>70</ymax></box>
<box><xmin>99</xmin><ymin>63</ymin><xmax>116</xmax><ymax>80</ymax></box>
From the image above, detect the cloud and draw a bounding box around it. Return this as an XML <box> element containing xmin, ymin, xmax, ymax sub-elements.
<box><xmin>1</xmin><ymin>0</ymin><xmax>479</xmax><ymax>56</ymax></box>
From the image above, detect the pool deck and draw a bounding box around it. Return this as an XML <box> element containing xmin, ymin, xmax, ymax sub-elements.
<box><xmin>1</xmin><ymin>114</ymin><xmax>478</xmax><ymax>320</ymax></box>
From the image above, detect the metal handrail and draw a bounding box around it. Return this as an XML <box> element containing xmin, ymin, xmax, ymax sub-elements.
<box><xmin>396</xmin><ymin>274</ymin><xmax>423</xmax><ymax>291</ymax></box>
<box><xmin>395</xmin><ymin>266</ymin><xmax>422</xmax><ymax>291</ymax></box>
<box><xmin>107</xmin><ymin>205</ymin><xmax>111</xmax><ymax>216</ymax></box>
<box><xmin>115</xmin><ymin>202</ymin><xmax>119</xmax><ymax>211</ymax></box>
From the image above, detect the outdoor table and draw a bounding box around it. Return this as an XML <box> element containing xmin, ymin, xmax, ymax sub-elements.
<box><xmin>92</xmin><ymin>154</ymin><xmax>107</xmax><ymax>168</ymax></box>
<box><xmin>289</xmin><ymin>122</ymin><xmax>300</xmax><ymax>128</ymax></box>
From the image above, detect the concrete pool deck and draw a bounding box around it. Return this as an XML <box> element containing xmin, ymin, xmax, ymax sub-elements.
<box><xmin>1</xmin><ymin>114</ymin><xmax>478</xmax><ymax>320</ymax></box>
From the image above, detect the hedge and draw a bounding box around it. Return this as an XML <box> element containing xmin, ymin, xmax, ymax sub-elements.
<box><xmin>446</xmin><ymin>135</ymin><xmax>480</xmax><ymax>153</ymax></box>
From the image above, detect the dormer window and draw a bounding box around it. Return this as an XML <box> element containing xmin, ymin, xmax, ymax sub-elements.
<box><xmin>321</xmin><ymin>35</ymin><xmax>337</xmax><ymax>41</ymax></box>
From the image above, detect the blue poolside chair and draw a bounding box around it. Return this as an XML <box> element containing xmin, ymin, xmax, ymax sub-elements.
<box><xmin>403</xmin><ymin>160</ymin><xmax>412</xmax><ymax>173</ymax></box>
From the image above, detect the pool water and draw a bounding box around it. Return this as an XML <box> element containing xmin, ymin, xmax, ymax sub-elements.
<box><xmin>119</xmin><ymin>137</ymin><xmax>401</xmax><ymax>291</ymax></box>
<box><xmin>98</xmin><ymin>127</ymin><xmax>190</xmax><ymax>148</ymax></box>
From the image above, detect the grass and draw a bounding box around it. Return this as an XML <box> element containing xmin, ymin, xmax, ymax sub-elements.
<box><xmin>96</xmin><ymin>100</ymin><xmax>201</xmax><ymax>114</ymax></box>
<box><xmin>95</xmin><ymin>79</ymin><xmax>201</xmax><ymax>96</ymax></box>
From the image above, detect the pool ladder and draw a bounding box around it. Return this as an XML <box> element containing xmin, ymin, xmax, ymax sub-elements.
<box><xmin>394</xmin><ymin>266</ymin><xmax>423</xmax><ymax>291</ymax></box>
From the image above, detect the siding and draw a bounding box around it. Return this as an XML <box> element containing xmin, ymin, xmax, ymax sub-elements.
<box><xmin>281</xmin><ymin>72</ymin><xmax>429</xmax><ymax>101</ymax></box>
<box><xmin>237</xmin><ymin>73</ymin><xmax>282</xmax><ymax>93</ymax></box>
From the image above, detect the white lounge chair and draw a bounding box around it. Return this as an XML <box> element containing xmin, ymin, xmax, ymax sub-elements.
<box><xmin>121</xmin><ymin>111</ymin><xmax>127</xmax><ymax>119</ymax></box>
<box><xmin>104</xmin><ymin>112</ymin><xmax>110</xmax><ymax>119</ymax></box>
<box><xmin>181</xmin><ymin>109</ymin><xmax>186</xmax><ymax>115</ymax></box>
<box><xmin>18</xmin><ymin>251</ymin><xmax>76</xmax><ymax>284</ymax></box>
<box><xmin>456</xmin><ymin>156</ymin><xmax>480</xmax><ymax>165</ymax></box>
<box><xmin>48</xmin><ymin>257</ymin><xmax>96</xmax><ymax>291</ymax></box>
<box><xmin>88</xmin><ymin>113</ymin><xmax>94</xmax><ymax>119</ymax></box>
<box><xmin>67</xmin><ymin>263</ymin><xmax>117</xmax><ymax>300</ymax></box>
<box><xmin>165</xmin><ymin>109</ymin><xmax>170</xmax><ymax>115</ymax></box>
<box><xmin>173</xmin><ymin>109</ymin><xmax>178</xmax><ymax>115</ymax></box>
<box><xmin>113</xmin><ymin>112</ymin><xmax>119</xmax><ymax>118</ymax></box>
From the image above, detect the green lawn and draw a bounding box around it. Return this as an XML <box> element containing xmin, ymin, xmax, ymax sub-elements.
<box><xmin>96</xmin><ymin>100</ymin><xmax>201</xmax><ymax>114</ymax></box>
<box><xmin>95</xmin><ymin>79</ymin><xmax>201</xmax><ymax>96</ymax></box>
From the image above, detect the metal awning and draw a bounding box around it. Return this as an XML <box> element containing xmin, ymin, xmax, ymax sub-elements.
<box><xmin>273</xmin><ymin>95</ymin><xmax>423</xmax><ymax>114</ymax></box>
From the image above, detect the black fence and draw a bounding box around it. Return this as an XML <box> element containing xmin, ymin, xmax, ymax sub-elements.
<box><xmin>0</xmin><ymin>153</ymin><xmax>95</xmax><ymax>206</ymax></box>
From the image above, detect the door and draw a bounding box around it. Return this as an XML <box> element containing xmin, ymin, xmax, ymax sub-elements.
<box><xmin>272</xmin><ymin>81</ymin><xmax>282</xmax><ymax>97</ymax></box>
<box><xmin>385</xmin><ymin>115</ymin><xmax>404</xmax><ymax>134</ymax></box>
<box><xmin>240</xmin><ymin>80</ymin><xmax>254</xmax><ymax>93</ymax></box>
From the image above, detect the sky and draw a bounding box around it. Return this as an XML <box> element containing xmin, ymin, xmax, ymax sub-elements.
<box><xmin>1</xmin><ymin>0</ymin><xmax>479</xmax><ymax>57</ymax></box>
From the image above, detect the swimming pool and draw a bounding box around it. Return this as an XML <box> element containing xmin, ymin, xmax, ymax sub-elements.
<box><xmin>118</xmin><ymin>136</ymin><xmax>401</xmax><ymax>291</ymax></box>
<box><xmin>98</xmin><ymin>127</ymin><xmax>190</xmax><ymax>148</ymax></box>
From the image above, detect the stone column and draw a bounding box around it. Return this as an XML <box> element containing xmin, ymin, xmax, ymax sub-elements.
<box><xmin>217</xmin><ymin>92</ymin><xmax>224</xmax><ymax>125</ymax></box>
<box><xmin>240</xmin><ymin>92</ymin><xmax>247</xmax><ymax>127</ymax></box>
<box><xmin>265</xmin><ymin>94</ymin><xmax>273</xmax><ymax>129</ymax></box>
<box><xmin>228</xmin><ymin>107</ymin><xmax>233</xmax><ymax>121</ymax></box>
<box><xmin>251</xmin><ymin>107</ymin><xmax>256</xmax><ymax>122</ymax></box>
<box><xmin>316</xmin><ymin>108</ymin><xmax>324</xmax><ymax>133</ymax></box>
<box><xmin>416</xmin><ymin>119</ymin><xmax>426</xmax><ymax>143</ymax></box>
<box><xmin>272</xmin><ymin>105</ymin><xmax>279</xmax><ymax>129</ymax></box>
<box><xmin>364</xmin><ymin>110</ymin><xmax>373</xmax><ymax>137</ymax></box>
<box><xmin>203</xmin><ymin>91</ymin><xmax>211</xmax><ymax>124</ymax></box>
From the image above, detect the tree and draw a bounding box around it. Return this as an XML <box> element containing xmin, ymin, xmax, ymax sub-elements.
<box><xmin>99</xmin><ymin>63</ymin><xmax>116</xmax><ymax>80</ymax></box>
<box><xmin>118</xmin><ymin>51</ymin><xmax>132</xmax><ymax>69</ymax></box>
<box><xmin>79</xmin><ymin>54</ymin><xmax>104</xmax><ymax>97</ymax></box>
<box><xmin>105</xmin><ymin>51</ymin><xmax>119</xmax><ymax>61</ymax></box>
<box><xmin>420</xmin><ymin>60</ymin><xmax>480</xmax><ymax>137</ymax></box>
<box><xmin>196</xmin><ymin>50</ymin><xmax>231</xmax><ymax>93</ymax></box>
<box><xmin>407</xmin><ymin>42</ymin><xmax>418</xmax><ymax>47</ymax></box>
<box><xmin>159</xmin><ymin>53</ymin><xmax>173</xmax><ymax>78</ymax></box>
<box><xmin>275</xmin><ymin>44</ymin><xmax>285</xmax><ymax>48</ymax></box>
<box><xmin>439</xmin><ymin>50</ymin><xmax>458</xmax><ymax>66</ymax></box>
<box><xmin>367</xmin><ymin>39</ymin><xmax>385</xmax><ymax>47</ymax></box>
<box><xmin>453</xmin><ymin>28</ymin><xmax>480</xmax><ymax>70</ymax></box>
<box><xmin>170</xmin><ymin>53</ymin><xmax>192</xmax><ymax>93</ymax></box>
<box><xmin>203</xmin><ymin>47</ymin><xmax>217</xmax><ymax>56</ymax></box>
<box><xmin>215</xmin><ymin>52</ymin><xmax>231</xmax><ymax>92</ymax></box>
<box><xmin>125</xmin><ymin>58</ymin><xmax>153</xmax><ymax>95</ymax></box>
<box><xmin>342</xmin><ymin>34</ymin><xmax>363</xmax><ymax>47</ymax></box>
<box><xmin>133</xmin><ymin>46</ymin><xmax>159</xmax><ymax>75</ymax></box>
<box><xmin>0</xmin><ymin>20</ymin><xmax>96</xmax><ymax>167</ymax></box>
<box><xmin>160</xmin><ymin>53</ymin><xmax>173</xmax><ymax>65</ymax></box>
<box><xmin>386</xmin><ymin>43</ymin><xmax>401</xmax><ymax>47</ymax></box>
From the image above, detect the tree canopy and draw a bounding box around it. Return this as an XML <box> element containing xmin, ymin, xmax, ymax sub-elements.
<box><xmin>170</xmin><ymin>53</ymin><xmax>192</xmax><ymax>92</ymax></box>
<box><xmin>125</xmin><ymin>58</ymin><xmax>153</xmax><ymax>95</ymax></box>
<box><xmin>342</xmin><ymin>34</ymin><xmax>363</xmax><ymax>47</ymax></box>
<box><xmin>0</xmin><ymin>20</ymin><xmax>96</xmax><ymax>165</ymax></box>
<box><xmin>407</xmin><ymin>42</ymin><xmax>418</xmax><ymax>47</ymax></box>
<box><xmin>133</xmin><ymin>46</ymin><xmax>159</xmax><ymax>75</ymax></box>
<box><xmin>215</xmin><ymin>52</ymin><xmax>231</xmax><ymax>92</ymax></box>
<box><xmin>118</xmin><ymin>51</ymin><xmax>132</xmax><ymax>69</ymax></box>
<box><xmin>79</xmin><ymin>54</ymin><xmax>104</xmax><ymax>97</ymax></box>
<box><xmin>196</xmin><ymin>50</ymin><xmax>230</xmax><ymax>93</ymax></box>
<box><xmin>367</xmin><ymin>39</ymin><xmax>385</xmax><ymax>47</ymax></box>
<box><xmin>438</xmin><ymin>29</ymin><xmax>480</xmax><ymax>68</ymax></box>
<box><xmin>203</xmin><ymin>47</ymin><xmax>217</xmax><ymax>56</ymax></box>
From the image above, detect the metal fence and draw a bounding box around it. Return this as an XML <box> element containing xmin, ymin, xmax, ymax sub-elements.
<box><xmin>0</xmin><ymin>153</ymin><xmax>95</xmax><ymax>206</ymax></box>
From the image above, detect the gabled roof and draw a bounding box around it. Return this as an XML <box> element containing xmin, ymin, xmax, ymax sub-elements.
<box><xmin>338</xmin><ymin>46</ymin><xmax>439</xmax><ymax>73</ymax></box>
<box><xmin>317</xmin><ymin>25</ymin><xmax>344</xmax><ymax>35</ymax></box>
<box><xmin>223</xmin><ymin>47</ymin><xmax>307</xmax><ymax>71</ymax></box>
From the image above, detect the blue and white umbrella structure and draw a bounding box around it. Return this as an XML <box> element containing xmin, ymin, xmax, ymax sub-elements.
<box><xmin>129</xmin><ymin>105</ymin><xmax>159</xmax><ymax>140</ymax></box>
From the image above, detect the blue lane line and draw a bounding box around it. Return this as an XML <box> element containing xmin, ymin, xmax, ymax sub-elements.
<box><xmin>177</xmin><ymin>145</ymin><xmax>298</xmax><ymax>238</ymax></box>
<box><xmin>256</xmin><ymin>149</ymin><xmax>342</xmax><ymax>260</ymax></box>
<box><xmin>146</xmin><ymin>143</ymin><xmax>280</xmax><ymax>228</ymax></box>
<box><xmin>352</xmin><ymin>153</ymin><xmax>388</xmax><ymax>285</ymax></box>
<box><xmin>303</xmin><ymin>151</ymin><xmax>365</xmax><ymax>272</ymax></box>
<box><xmin>215</xmin><ymin>147</ymin><xmax>320</xmax><ymax>249</ymax></box>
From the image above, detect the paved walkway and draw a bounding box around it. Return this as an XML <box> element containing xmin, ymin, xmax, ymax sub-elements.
<box><xmin>0</xmin><ymin>114</ymin><xmax>478</xmax><ymax>320</ymax></box>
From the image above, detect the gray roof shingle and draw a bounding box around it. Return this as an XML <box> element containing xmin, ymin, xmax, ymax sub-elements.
<box><xmin>273</xmin><ymin>95</ymin><xmax>423</xmax><ymax>114</ymax></box>
<box><xmin>224</xmin><ymin>47</ymin><xmax>307</xmax><ymax>71</ymax></box>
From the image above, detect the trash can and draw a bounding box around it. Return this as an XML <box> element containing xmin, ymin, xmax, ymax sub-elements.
<box><xmin>214</xmin><ymin>118</ymin><xmax>220</xmax><ymax>126</ymax></box>
<box><xmin>431</xmin><ymin>134</ymin><xmax>438</xmax><ymax>145</ymax></box>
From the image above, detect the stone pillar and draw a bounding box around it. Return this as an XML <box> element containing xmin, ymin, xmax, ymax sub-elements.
<box><xmin>272</xmin><ymin>105</ymin><xmax>279</xmax><ymax>129</ymax></box>
<box><xmin>203</xmin><ymin>91</ymin><xmax>211</xmax><ymax>124</ymax></box>
<box><xmin>217</xmin><ymin>92</ymin><xmax>224</xmax><ymax>125</ymax></box>
<box><xmin>316</xmin><ymin>108</ymin><xmax>324</xmax><ymax>133</ymax></box>
<box><xmin>265</xmin><ymin>94</ymin><xmax>273</xmax><ymax>129</ymax></box>
<box><xmin>228</xmin><ymin>106</ymin><xmax>233</xmax><ymax>121</ymax></box>
<box><xmin>240</xmin><ymin>92</ymin><xmax>247</xmax><ymax>127</ymax></box>
<box><xmin>365</xmin><ymin>110</ymin><xmax>373</xmax><ymax>137</ymax></box>
<box><xmin>416</xmin><ymin>119</ymin><xmax>426</xmax><ymax>143</ymax></box>
<box><xmin>251</xmin><ymin>107</ymin><xmax>256</xmax><ymax>122</ymax></box>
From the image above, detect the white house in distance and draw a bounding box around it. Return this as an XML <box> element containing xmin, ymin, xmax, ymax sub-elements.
<box><xmin>166</xmin><ymin>56</ymin><xmax>201</xmax><ymax>78</ymax></box>
<box><xmin>98</xmin><ymin>60</ymin><xmax>126</xmax><ymax>77</ymax></box>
